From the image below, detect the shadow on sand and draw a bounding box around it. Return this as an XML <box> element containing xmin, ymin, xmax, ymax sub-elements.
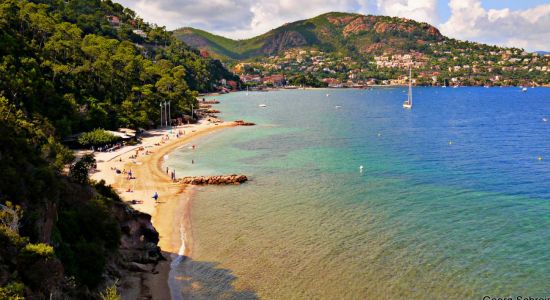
<box><xmin>170</xmin><ymin>255</ymin><xmax>258</xmax><ymax>300</ymax></box>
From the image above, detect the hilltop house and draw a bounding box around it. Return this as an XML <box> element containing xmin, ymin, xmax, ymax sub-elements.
<box><xmin>132</xmin><ymin>29</ymin><xmax>147</xmax><ymax>38</ymax></box>
<box><xmin>106</xmin><ymin>15</ymin><xmax>120</xmax><ymax>26</ymax></box>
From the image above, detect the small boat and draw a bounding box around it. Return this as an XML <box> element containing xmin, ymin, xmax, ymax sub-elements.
<box><xmin>522</xmin><ymin>87</ymin><xmax>528</xmax><ymax>92</ymax></box>
<box><xmin>258</xmin><ymin>104</ymin><xmax>267</xmax><ymax>107</ymax></box>
<box><xmin>403</xmin><ymin>68</ymin><xmax>413</xmax><ymax>109</ymax></box>
<box><xmin>543</xmin><ymin>117</ymin><xmax>548</xmax><ymax>122</ymax></box>
<box><xmin>326</xmin><ymin>93</ymin><xmax>330</xmax><ymax>97</ymax></box>
<box><xmin>335</xmin><ymin>105</ymin><xmax>342</xmax><ymax>109</ymax></box>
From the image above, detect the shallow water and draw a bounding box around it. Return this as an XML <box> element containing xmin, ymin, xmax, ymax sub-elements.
<box><xmin>167</xmin><ymin>87</ymin><xmax>550</xmax><ymax>299</ymax></box>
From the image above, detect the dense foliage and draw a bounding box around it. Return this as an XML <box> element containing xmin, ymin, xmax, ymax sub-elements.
<box><xmin>0</xmin><ymin>0</ymin><xmax>238</xmax><ymax>137</ymax></box>
<box><xmin>78</xmin><ymin>129</ymin><xmax>120</xmax><ymax>147</ymax></box>
<box><xmin>0</xmin><ymin>98</ymin><xmax>126</xmax><ymax>297</ymax></box>
<box><xmin>288</xmin><ymin>73</ymin><xmax>327</xmax><ymax>87</ymax></box>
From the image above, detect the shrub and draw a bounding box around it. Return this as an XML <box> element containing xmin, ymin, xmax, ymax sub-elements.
<box><xmin>78</xmin><ymin>129</ymin><xmax>120</xmax><ymax>147</ymax></box>
<box><xmin>0</xmin><ymin>282</ymin><xmax>25</xmax><ymax>300</ymax></box>
<box><xmin>55</xmin><ymin>199</ymin><xmax>121</xmax><ymax>288</ymax></box>
<box><xmin>100</xmin><ymin>281</ymin><xmax>121</xmax><ymax>300</ymax></box>
<box><xmin>17</xmin><ymin>243</ymin><xmax>63</xmax><ymax>292</ymax></box>
<box><xmin>69</xmin><ymin>154</ymin><xmax>96</xmax><ymax>184</ymax></box>
<box><xmin>19</xmin><ymin>243</ymin><xmax>55</xmax><ymax>263</ymax></box>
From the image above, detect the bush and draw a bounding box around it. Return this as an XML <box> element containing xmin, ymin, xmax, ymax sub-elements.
<box><xmin>69</xmin><ymin>154</ymin><xmax>96</xmax><ymax>184</ymax></box>
<box><xmin>100</xmin><ymin>281</ymin><xmax>120</xmax><ymax>300</ymax></box>
<box><xmin>78</xmin><ymin>129</ymin><xmax>121</xmax><ymax>147</ymax></box>
<box><xmin>0</xmin><ymin>282</ymin><xmax>25</xmax><ymax>300</ymax></box>
<box><xmin>18</xmin><ymin>243</ymin><xmax>55</xmax><ymax>268</ymax></box>
<box><xmin>55</xmin><ymin>199</ymin><xmax>121</xmax><ymax>287</ymax></box>
<box><xmin>17</xmin><ymin>243</ymin><xmax>63</xmax><ymax>292</ymax></box>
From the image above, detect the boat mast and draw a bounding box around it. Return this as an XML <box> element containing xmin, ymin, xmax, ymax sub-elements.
<box><xmin>408</xmin><ymin>67</ymin><xmax>413</xmax><ymax>105</ymax></box>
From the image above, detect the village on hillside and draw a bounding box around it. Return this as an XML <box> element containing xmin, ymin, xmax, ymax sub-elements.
<box><xmin>223</xmin><ymin>41</ymin><xmax>550</xmax><ymax>89</ymax></box>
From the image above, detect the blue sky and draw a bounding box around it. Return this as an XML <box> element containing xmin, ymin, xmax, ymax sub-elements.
<box><xmin>117</xmin><ymin>0</ymin><xmax>550</xmax><ymax>51</ymax></box>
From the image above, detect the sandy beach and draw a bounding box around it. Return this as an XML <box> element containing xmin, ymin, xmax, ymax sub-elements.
<box><xmin>90</xmin><ymin>120</ymin><xmax>237</xmax><ymax>299</ymax></box>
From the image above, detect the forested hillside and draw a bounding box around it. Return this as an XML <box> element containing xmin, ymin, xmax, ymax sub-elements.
<box><xmin>174</xmin><ymin>12</ymin><xmax>444</xmax><ymax>60</ymax></box>
<box><xmin>0</xmin><ymin>0</ymin><xmax>237</xmax><ymax>298</ymax></box>
<box><xmin>0</xmin><ymin>0</ymin><xmax>238</xmax><ymax>136</ymax></box>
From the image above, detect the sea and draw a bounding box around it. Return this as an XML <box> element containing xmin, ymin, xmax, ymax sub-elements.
<box><xmin>165</xmin><ymin>87</ymin><xmax>550</xmax><ymax>299</ymax></box>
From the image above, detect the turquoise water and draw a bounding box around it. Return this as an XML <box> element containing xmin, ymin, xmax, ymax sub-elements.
<box><xmin>167</xmin><ymin>88</ymin><xmax>550</xmax><ymax>299</ymax></box>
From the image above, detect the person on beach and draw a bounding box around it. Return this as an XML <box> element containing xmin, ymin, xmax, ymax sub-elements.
<box><xmin>152</xmin><ymin>192</ymin><xmax>158</xmax><ymax>202</ymax></box>
<box><xmin>166</xmin><ymin>167</ymin><xmax>169</xmax><ymax>174</ymax></box>
<box><xmin>128</xmin><ymin>169</ymin><xmax>133</xmax><ymax>180</ymax></box>
<box><xmin>191</xmin><ymin>159</ymin><xmax>194</xmax><ymax>164</ymax></box>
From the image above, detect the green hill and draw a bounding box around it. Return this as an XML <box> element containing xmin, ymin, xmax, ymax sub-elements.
<box><xmin>173</xmin><ymin>12</ymin><xmax>549</xmax><ymax>87</ymax></box>
<box><xmin>173</xmin><ymin>12</ymin><xmax>444</xmax><ymax>60</ymax></box>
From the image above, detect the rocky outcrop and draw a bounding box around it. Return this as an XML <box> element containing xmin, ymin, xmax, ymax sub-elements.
<box><xmin>260</xmin><ymin>31</ymin><xmax>308</xmax><ymax>55</ymax></box>
<box><xmin>327</xmin><ymin>15</ymin><xmax>356</xmax><ymax>26</ymax></box>
<box><xmin>111</xmin><ymin>202</ymin><xmax>162</xmax><ymax>264</ymax></box>
<box><xmin>235</xmin><ymin>120</ymin><xmax>255</xmax><ymax>126</ymax></box>
<box><xmin>373</xmin><ymin>20</ymin><xmax>443</xmax><ymax>40</ymax></box>
<box><xmin>200</xmin><ymin>99</ymin><xmax>220</xmax><ymax>104</ymax></box>
<box><xmin>107</xmin><ymin>202</ymin><xmax>164</xmax><ymax>299</ymax></box>
<box><xmin>178</xmin><ymin>174</ymin><xmax>248</xmax><ymax>185</ymax></box>
<box><xmin>341</xmin><ymin>16</ymin><xmax>378</xmax><ymax>37</ymax></box>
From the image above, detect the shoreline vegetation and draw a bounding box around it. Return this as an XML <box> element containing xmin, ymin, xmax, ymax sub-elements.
<box><xmin>90</xmin><ymin>114</ymin><xmax>243</xmax><ymax>299</ymax></box>
<box><xmin>0</xmin><ymin>0</ymin><xmax>241</xmax><ymax>296</ymax></box>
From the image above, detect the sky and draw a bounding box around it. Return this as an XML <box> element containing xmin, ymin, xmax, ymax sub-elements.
<box><xmin>116</xmin><ymin>0</ymin><xmax>550</xmax><ymax>51</ymax></box>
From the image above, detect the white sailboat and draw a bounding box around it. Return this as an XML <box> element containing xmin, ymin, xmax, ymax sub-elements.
<box><xmin>403</xmin><ymin>68</ymin><xmax>413</xmax><ymax>109</ymax></box>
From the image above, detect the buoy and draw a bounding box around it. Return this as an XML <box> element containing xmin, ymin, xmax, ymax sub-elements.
<box><xmin>448</xmin><ymin>141</ymin><xmax>453</xmax><ymax>145</ymax></box>
<box><xmin>326</xmin><ymin>93</ymin><xmax>330</xmax><ymax>97</ymax></box>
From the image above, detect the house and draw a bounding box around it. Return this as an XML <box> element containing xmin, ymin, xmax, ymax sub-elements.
<box><xmin>106</xmin><ymin>15</ymin><xmax>120</xmax><ymax>26</ymax></box>
<box><xmin>240</xmin><ymin>74</ymin><xmax>262</xmax><ymax>83</ymax></box>
<box><xmin>132</xmin><ymin>29</ymin><xmax>147</xmax><ymax>38</ymax></box>
<box><xmin>262</xmin><ymin>74</ymin><xmax>285</xmax><ymax>86</ymax></box>
<box><xmin>199</xmin><ymin>50</ymin><xmax>209</xmax><ymax>58</ymax></box>
<box><xmin>322</xmin><ymin>78</ymin><xmax>342</xmax><ymax>88</ymax></box>
<box><xmin>226</xmin><ymin>80</ymin><xmax>238</xmax><ymax>90</ymax></box>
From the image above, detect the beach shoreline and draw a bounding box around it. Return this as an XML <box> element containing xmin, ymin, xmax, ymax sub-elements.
<box><xmin>91</xmin><ymin>121</ymin><xmax>237</xmax><ymax>299</ymax></box>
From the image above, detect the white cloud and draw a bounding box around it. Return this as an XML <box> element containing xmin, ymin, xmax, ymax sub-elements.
<box><xmin>117</xmin><ymin>0</ymin><xmax>255</xmax><ymax>31</ymax></box>
<box><xmin>377</xmin><ymin>0</ymin><xmax>439</xmax><ymax>25</ymax></box>
<box><xmin>440</xmin><ymin>0</ymin><xmax>550</xmax><ymax>51</ymax></box>
<box><xmin>115</xmin><ymin>0</ymin><xmax>378</xmax><ymax>38</ymax></box>
<box><xmin>114</xmin><ymin>0</ymin><xmax>548</xmax><ymax>51</ymax></box>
